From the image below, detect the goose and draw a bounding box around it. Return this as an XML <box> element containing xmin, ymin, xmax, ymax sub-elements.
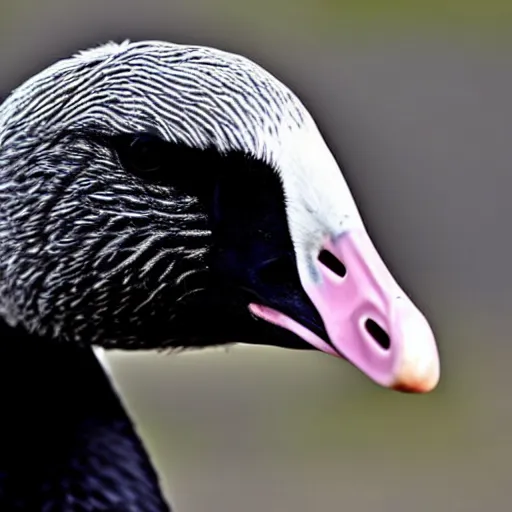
<box><xmin>0</xmin><ymin>40</ymin><xmax>440</xmax><ymax>511</ymax></box>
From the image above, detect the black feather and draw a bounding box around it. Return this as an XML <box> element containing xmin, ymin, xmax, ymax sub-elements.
<box><xmin>0</xmin><ymin>321</ymin><xmax>171</xmax><ymax>511</ymax></box>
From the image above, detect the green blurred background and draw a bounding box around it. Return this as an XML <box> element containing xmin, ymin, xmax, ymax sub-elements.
<box><xmin>1</xmin><ymin>1</ymin><xmax>512</xmax><ymax>510</ymax></box>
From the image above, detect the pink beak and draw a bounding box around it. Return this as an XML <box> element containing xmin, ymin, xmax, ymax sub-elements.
<box><xmin>249</xmin><ymin>228</ymin><xmax>440</xmax><ymax>393</ymax></box>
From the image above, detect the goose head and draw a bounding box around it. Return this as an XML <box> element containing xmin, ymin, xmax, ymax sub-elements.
<box><xmin>0</xmin><ymin>40</ymin><xmax>439</xmax><ymax>392</ymax></box>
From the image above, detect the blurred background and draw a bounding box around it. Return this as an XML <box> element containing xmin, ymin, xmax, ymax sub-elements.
<box><xmin>1</xmin><ymin>1</ymin><xmax>511</xmax><ymax>510</ymax></box>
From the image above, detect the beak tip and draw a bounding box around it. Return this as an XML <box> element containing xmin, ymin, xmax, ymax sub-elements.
<box><xmin>391</xmin><ymin>374</ymin><xmax>440</xmax><ymax>394</ymax></box>
<box><xmin>390</xmin><ymin>351</ymin><xmax>440</xmax><ymax>394</ymax></box>
<box><xmin>386</xmin><ymin>303</ymin><xmax>441</xmax><ymax>394</ymax></box>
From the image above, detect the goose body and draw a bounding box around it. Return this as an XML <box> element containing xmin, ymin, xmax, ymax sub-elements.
<box><xmin>0</xmin><ymin>328</ymin><xmax>170</xmax><ymax>511</ymax></box>
<box><xmin>0</xmin><ymin>40</ymin><xmax>440</xmax><ymax>510</ymax></box>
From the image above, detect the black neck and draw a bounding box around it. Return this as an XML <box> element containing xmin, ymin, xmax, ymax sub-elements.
<box><xmin>0</xmin><ymin>321</ymin><xmax>171</xmax><ymax>511</ymax></box>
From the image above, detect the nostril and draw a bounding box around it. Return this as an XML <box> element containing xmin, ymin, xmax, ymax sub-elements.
<box><xmin>318</xmin><ymin>249</ymin><xmax>347</xmax><ymax>278</ymax></box>
<box><xmin>365</xmin><ymin>318</ymin><xmax>390</xmax><ymax>350</ymax></box>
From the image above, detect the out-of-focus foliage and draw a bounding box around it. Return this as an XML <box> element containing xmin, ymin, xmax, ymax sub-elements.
<box><xmin>208</xmin><ymin>0</ymin><xmax>512</xmax><ymax>38</ymax></box>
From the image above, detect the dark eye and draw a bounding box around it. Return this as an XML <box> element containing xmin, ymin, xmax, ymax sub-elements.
<box><xmin>109</xmin><ymin>131</ymin><xmax>217</xmax><ymax>197</ymax></box>
<box><xmin>116</xmin><ymin>133</ymin><xmax>168</xmax><ymax>175</ymax></box>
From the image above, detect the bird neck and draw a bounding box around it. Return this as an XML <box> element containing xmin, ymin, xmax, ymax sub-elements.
<box><xmin>0</xmin><ymin>321</ymin><xmax>171</xmax><ymax>511</ymax></box>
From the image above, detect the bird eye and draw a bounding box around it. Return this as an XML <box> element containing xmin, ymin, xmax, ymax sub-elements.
<box><xmin>116</xmin><ymin>133</ymin><xmax>167</xmax><ymax>175</ymax></box>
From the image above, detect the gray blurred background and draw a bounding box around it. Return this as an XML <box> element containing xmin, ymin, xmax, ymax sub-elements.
<box><xmin>1</xmin><ymin>1</ymin><xmax>511</xmax><ymax>510</ymax></box>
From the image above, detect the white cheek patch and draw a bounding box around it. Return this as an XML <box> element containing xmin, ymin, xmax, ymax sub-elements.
<box><xmin>276</xmin><ymin>117</ymin><xmax>364</xmax><ymax>261</ymax></box>
<box><xmin>257</xmin><ymin>119</ymin><xmax>440</xmax><ymax>393</ymax></box>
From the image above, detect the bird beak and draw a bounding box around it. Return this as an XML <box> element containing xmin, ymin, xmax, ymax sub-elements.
<box><xmin>308</xmin><ymin>228</ymin><xmax>440</xmax><ymax>393</ymax></box>
<box><xmin>250</xmin><ymin>227</ymin><xmax>440</xmax><ymax>393</ymax></box>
